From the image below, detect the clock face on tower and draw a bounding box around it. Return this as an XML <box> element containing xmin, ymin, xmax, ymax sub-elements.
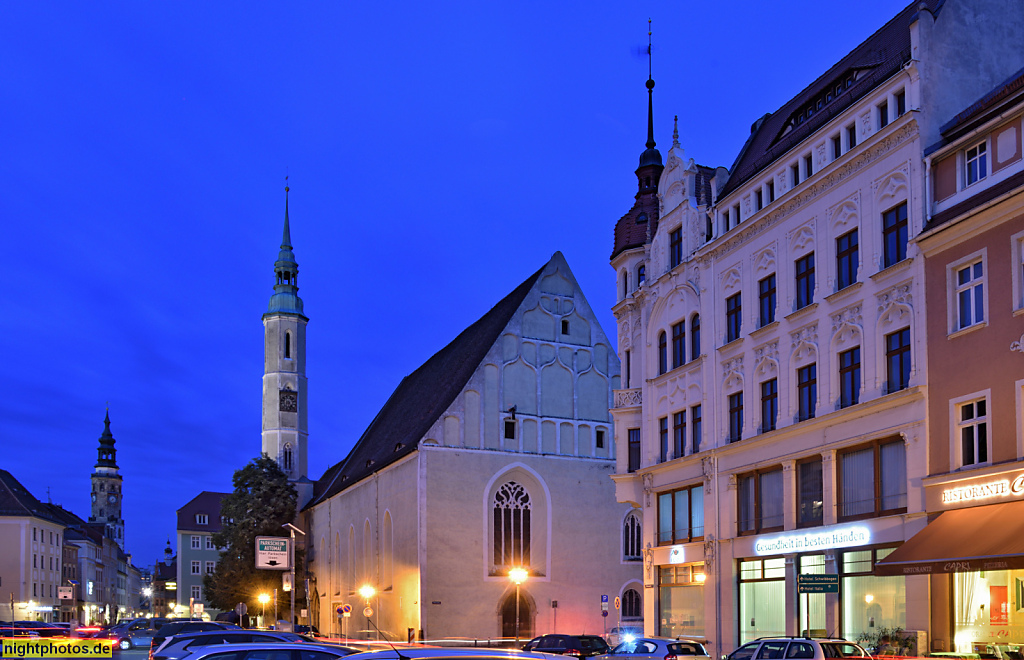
<box><xmin>108</xmin><ymin>494</ymin><xmax>117</xmax><ymax>504</ymax></box>
<box><xmin>91</xmin><ymin>493</ymin><xmax>97</xmax><ymax>503</ymax></box>
<box><xmin>279</xmin><ymin>390</ymin><xmax>298</xmax><ymax>413</ymax></box>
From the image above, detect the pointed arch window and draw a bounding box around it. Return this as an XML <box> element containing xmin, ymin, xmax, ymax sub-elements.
<box><xmin>622</xmin><ymin>588</ymin><xmax>642</xmax><ymax>619</ymax></box>
<box><xmin>283</xmin><ymin>443</ymin><xmax>294</xmax><ymax>472</ymax></box>
<box><xmin>623</xmin><ymin>512</ymin><xmax>642</xmax><ymax>561</ymax></box>
<box><xmin>493</xmin><ymin>482</ymin><xmax>531</xmax><ymax>568</ymax></box>
<box><xmin>285</xmin><ymin>331</ymin><xmax>292</xmax><ymax>359</ymax></box>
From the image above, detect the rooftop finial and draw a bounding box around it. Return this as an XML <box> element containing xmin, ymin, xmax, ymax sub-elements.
<box><xmin>673</xmin><ymin>115</ymin><xmax>680</xmax><ymax>148</ymax></box>
<box><xmin>282</xmin><ymin>175</ymin><xmax>292</xmax><ymax>249</ymax></box>
<box><xmin>645</xmin><ymin>19</ymin><xmax>656</xmax><ymax>150</ymax></box>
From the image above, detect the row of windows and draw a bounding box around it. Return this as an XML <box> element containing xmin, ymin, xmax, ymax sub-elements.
<box><xmin>727</xmin><ymin>326</ymin><xmax>910</xmax><ymax>441</ymax></box>
<box><xmin>33</xmin><ymin>554</ymin><xmax>60</xmax><ymax>572</ymax></box>
<box><xmin>655</xmin><ymin>405</ymin><xmax>704</xmax><ymax>464</ymax></box>
<box><xmin>190</xmin><ymin>535</ymin><xmax>216</xmax><ymax>550</ymax></box>
<box><xmin>726</xmin><ymin>203</ymin><xmax>909</xmax><ymax>346</ymax></box>
<box><xmin>190</xmin><ymin>560</ymin><xmax>217</xmax><ymax>575</ymax></box>
<box><xmin>32</xmin><ymin>528</ymin><xmax>60</xmax><ymax>545</ymax></box>
<box><xmin>733</xmin><ymin>88</ymin><xmax>907</xmax><ymax>235</ymax></box>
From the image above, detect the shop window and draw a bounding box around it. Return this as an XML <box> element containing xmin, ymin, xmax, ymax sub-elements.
<box><xmin>657</xmin><ymin>484</ymin><xmax>705</xmax><ymax>544</ymax></box>
<box><xmin>841</xmin><ymin>547</ymin><xmax>905</xmax><ymax>643</ymax></box>
<box><xmin>838</xmin><ymin>438</ymin><xmax>906</xmax><ymax>520</ymax></box>
<box><xmin>799</xmin><ymin>555</ymin><xmax>827</xmax><ymax>636</ymax></box>
<box><xmin>659</xmin><ymin>564</ymin><xmax>706</xmax><ymax>638</ymax></box>
<box><xmin>739</xmin><ymin>558</ymin><xmax>786</xmax><ymax>643</ymax></box>
<box><xmin>738</xmin><ymin>468</ymin><xmax>783</xmax><ymax>534</ymax></box>
<box><xmin>798</xmin><ymin>458</ymin><xmax>824</xmax><ymax>527</ymax></box>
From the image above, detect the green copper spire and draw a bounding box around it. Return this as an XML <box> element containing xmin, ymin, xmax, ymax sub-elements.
<box><xmin>266</xmin><ymin>184</ymin><xmax>306</xmax><ymax>319</ymax></box>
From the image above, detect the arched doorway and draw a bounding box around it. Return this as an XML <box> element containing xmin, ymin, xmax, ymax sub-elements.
<box><xmin>501</xmin><ymin>591</ymin><xmax>532</xmax><ymax>641</ymax></box>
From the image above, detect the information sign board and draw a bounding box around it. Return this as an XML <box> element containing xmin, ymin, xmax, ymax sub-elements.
<box><xmin>256</xmin><ymin>536</ymin><xmax>291</xmax><ymax>570</ymax></box>
<box><xmin>796</xmin><ymin>573</ymin><xmax>839</xmax><ymax>593</ymax></box>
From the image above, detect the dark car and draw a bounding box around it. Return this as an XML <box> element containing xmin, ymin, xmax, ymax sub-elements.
<box><xmin>530</xmin><ymin>634</ymin><xmax>610</xmax><ymax>658</ymax></box>
<box><xmin>148</xmin><ymin>621</ymin><xmax>241</xmax><ymax>656</ymax></box>
<box><xmin>12</xmin><ymin>621</ymin><xmax>67</xmax><ymax>637</ymax></box>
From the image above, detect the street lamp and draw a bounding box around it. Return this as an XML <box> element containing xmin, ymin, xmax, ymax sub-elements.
<box><xmin>359</xmin><ymin>585</ymin><xmax>376</xmax><ymax>639</ymax></box>
<box><xmin>508</xmin><ymin>568</ymin><xmax>528</xmax><ymax>648</ymax></box>
<box><xmin>258</xmin><ymin>593</ymin><xmax>270</xmax><ymax>628</ymax></box>
<box><xmin>142</xmin><ymin>588</ymin><xmax>152</xmax><ymax>618</ymax></box>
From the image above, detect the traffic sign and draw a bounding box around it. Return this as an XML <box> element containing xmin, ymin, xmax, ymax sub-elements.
<box><xmin>256</xmin><ymin>536</ymin><xmax>291</xmax><ymax>570</ymax></box>
<box><xmin>797</xmin><ymin>573</ymin><xmax>839</xmax><ymax>593</ymax></box>
<box><xmin>602</xmin><ymin>611</ymin><xmax>609</xmax><ymax>617</ymax></box>
<box><xmin>363</xmin><ymin>606</ymin><xmax>373</xmax><ymax>618</ymax></box>
<box><xmin>342</xmin><ymin>604</ymin><xmax>352</xmax><ymax>614</ymax></box>
<box><xmin>236</xmin><ymin>602</ymin><xmax>248</xmax><ymax>616</ymax></box>
<box><xmin>601</xmin><ymin>595</ymin><xmax>609</xmax><ymax>602</ymax></box>
<box><xmin>614</xmin><ymin>596</ymin><xmax>621</xmax><ymax>610</ymax></box>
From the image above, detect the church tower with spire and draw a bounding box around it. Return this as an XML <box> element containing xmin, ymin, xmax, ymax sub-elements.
<box><xmin>89</xmin><ymin>411</ymin><xmax>125</xmax><ymax>550</ymax></box>
<box><xmin>262</xmin><ymin>185</ymin><xmax>311</xmax><ymax>502</ymax></box>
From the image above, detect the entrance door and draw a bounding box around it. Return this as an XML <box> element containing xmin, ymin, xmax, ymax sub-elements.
<box><xmin>501</xmin><ymin>591</ymin><xmax>532</xmax><ymax>641</ymax></box>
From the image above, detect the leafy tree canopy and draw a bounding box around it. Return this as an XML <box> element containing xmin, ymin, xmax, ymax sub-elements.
<box><xmin>204</xmin><ymin>454</ymin><xmax>299</xmax><ymax>612</ymax></box>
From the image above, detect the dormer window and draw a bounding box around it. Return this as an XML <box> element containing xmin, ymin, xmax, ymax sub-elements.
<box><xmin>195</xmin><ymin>514</ymin><xmax>209</xmax><ymax>525</ymax></box>
<box><xmin>636</xmin><ymin>212</ymin><xmax>648</xmax><ymax>224</ymax></box>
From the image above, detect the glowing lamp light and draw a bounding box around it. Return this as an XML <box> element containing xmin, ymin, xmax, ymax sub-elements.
<box><xmin>694</xmin><ymin>573</ymin><xmax>707</xmax><ymax>583</ymax></box>
<box><xmin>508</xmin><ymin>567</ymin><xmax>528</xmax><ymax>585</ymax></box>
<box><xmin>258</xmin><ymin>593</ymin><xmax>270</xmax><ymax>605</ymax></box>
<box><xmin>865</xmin><ymin>594</ymin><xmax>874</xmax><ymax>604</ymax></box>
<box><xmin>623</xmin><ymin>634</ymin><xmax>636</xmax><ymax>644</ymax></box>
<box><xmin>359</xmin><ymin>585</ymin><xmax>376</xmax><ymax>600</ymax></box>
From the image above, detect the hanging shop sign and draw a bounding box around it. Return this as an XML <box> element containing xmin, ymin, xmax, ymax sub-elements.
<box><xmin>754</xmin><ymin>525</ymin><xmax>870</xmax><ymax>555</ymax></box>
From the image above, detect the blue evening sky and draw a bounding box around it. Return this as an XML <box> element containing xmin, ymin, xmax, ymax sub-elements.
<box><xmin>2</xmin><ymin>1</ymin><xmax>910</xmax><ymax>569</ymax></box>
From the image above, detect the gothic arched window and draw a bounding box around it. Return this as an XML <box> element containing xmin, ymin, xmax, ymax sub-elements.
<box><xmin>283</xmin><ymin>443</ymin><xmax>294</xmax><ymax>472</ymax></box>
<box><xmin>622</xmin><ymin>588</ymin><xmax>642</xmax><ymax>618</ymax></box>
<box><xmin>493</xmin><ymin>481</ymin><xmax>531</xmax><ymax>567</ymax></box>
<box><xmin>623</xmin><ymin>512</ymin><xmax>642</xmax><ymax>561</ymax></box>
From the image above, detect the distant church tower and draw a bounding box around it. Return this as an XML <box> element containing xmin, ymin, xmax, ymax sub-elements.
<box><xmin>262</xmin><ymin>185</ymin><xmax>311</xmax><ymax>505</ymax></box>
<box><xmin>89</xmin><ymin>411</ymin><xmax>125</xmax><ymax>550</ymax></box>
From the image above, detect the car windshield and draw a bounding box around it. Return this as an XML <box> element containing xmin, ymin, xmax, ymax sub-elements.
<box><xmin>581</xmin><ymin>638</ymin><xmax>607</xmax><ymax>651</ymax></box>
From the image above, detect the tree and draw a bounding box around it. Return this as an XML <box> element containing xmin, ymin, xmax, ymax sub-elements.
<box><xmin>204</xmin><ymin>454</ymin><xmax>298</xmax><ymax>613</ymax></box>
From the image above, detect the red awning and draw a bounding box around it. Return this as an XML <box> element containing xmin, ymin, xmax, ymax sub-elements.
<box><xmin>875</xmin><ymin>500</ymin><xmax>1024</xmax><ymax>576</ymax></box>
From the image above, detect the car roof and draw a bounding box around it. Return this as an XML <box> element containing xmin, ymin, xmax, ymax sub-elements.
<box><xmin>188</xmin><ymin>643</ymin><xmax>356</xmax><ymax>657</ymax></box>
<box><xmin>342</xmin><ymin>648</ymin><xmax>559</xmax><ymax>660</ymax></box>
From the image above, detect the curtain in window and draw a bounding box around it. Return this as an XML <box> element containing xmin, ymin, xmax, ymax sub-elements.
<box><xmin>880</xmin><ymin>441</ymin><xmax>907</xmax><ymax>511</ymax></box>
<box><xmin>761</xmin><ymin>470</ymin><xmax>784</xmax><ymax>528</ymax></box>
<box><xmin>660</xmin><ymin>584</ymin><xmax>704</xmax><ymax>638</ymax></box>
<box><xmin>739</xmin><ymin>476</ymin><xmax>755</xmax><ymax>533</ymax></box>
<box><xmin>658</xmin><ymin>493</ymin><xmax>673</xmax><ymax>544</ymax></box>
<box><xmin>674</xmin><ymin>489</ymin><xmax>690</xmax><ymax>540</ymax></box>
<box><xmin>691</xmin><ymin>487</ymin><xmax>705</xmax><ymax>537</ymax></box>
<box><xmin>841</xmin><ymin>448</ymin><xmax>874</xmax><ymax>517</ymax></box>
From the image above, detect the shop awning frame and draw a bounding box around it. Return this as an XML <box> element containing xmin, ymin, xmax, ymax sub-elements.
<box><xmin>875</xmin><ymin>500</ymin><xmax>1024</xmax><ymax>576</ymax></box>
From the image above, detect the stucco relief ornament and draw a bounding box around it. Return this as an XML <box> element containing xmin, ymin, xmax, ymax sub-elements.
<box><xmin>703</xmin><ymin>534</ymin><xmax>716</xmax><ymax>574</ymax></box>
<box><xmin>831</xmin><ymin>305</ymin><xmax>863</xmax><ymax>335</ymax></box>
<box><xmin>702</xmin><ymin>456</ymin><xmax>715</xmax><ymax>494</ymax></box>
<box><xmin>877</xmin><ymin>282</ymin><xmax>913</xmax><ymax>314</ymax></box>
<box><xmin>643</xmin><ymin>544</ymin><xmax>654</xmax><ymax>583</ymax></box>
<box><xmin>1012</xmin><ymin>334</ymin><xmax>1024</xmax><ymax>354</ymax></box>
<box><xmin>642</xmin><ymin>472</ymin><xmax>655</xmax><ymax>507</ymax></box>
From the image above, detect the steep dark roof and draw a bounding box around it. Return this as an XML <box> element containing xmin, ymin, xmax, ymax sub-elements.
<box><xmin>176</xmin><ymin>491</ymin><xmax>230</xmax><ymax>532</ymax></box>
<box><xmin>154</xmin><ymin>561</ymin><xmax>177</xmax><ymax>581</ymax></box>
<box><xmin>305</xmin><ymin>259</ymin><xmax>547</xmax><ymax>509</ymax></box>
<box><xmin>0</xmin><ymin>469</ymin><xmax>64</xmax><ymax>524</ymax></box>
<box><xmin>718</xmin><ymin>0</ymin><xmax>931</xmax><ymax>199</ymax></box>
<box><xmin>43</xmin><ymin>503</ymin><xmax>90</xmax><ymax>528</ymax></box>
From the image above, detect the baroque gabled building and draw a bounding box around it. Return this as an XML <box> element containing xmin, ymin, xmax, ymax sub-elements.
<box><xmin>609</xmin><ymin>0</ymin><xmax>1024</xmax><ymax>656</ymax></box>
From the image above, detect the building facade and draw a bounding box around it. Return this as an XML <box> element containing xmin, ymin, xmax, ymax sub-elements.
<box><xmin>609</xmin><ymin>0</ymin><xmax>1024</xmax><ymax>656</ymax></box>
<box><xmin>301</xmin><ymin>251</ymin><xmax>639</xmax><ymax>641</ymax></box>
<box><xmin>176</xmin><ymin>491</ymin><xmax>228</xmax><ymax>619</ymax></box>
<box><xmin>879</xmin><ymin>67</ymin><xmax>1024</xmax><ymax>655</ymax></box>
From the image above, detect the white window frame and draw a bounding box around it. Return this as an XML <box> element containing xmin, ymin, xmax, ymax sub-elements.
<box><xmin>191</xmin><ymin>560</ymin><xmax>201</xmax><ymax>575</ymax></box>
<box><xmin>205</xmin><ymin>561</ymin><xmax>216</xmax><ymax>575</ymax></box>
<box><xmin>191</xmin><ymin>585</ymin><xmax>201</xmax><ymax>601</ymax></box>
<box><xmin>946</xmin><ymin>248</ymin><xmax>988</xmax><ymax>335</ymax></box>
<box><xmin>965</xmin><ymin>139</ymin><xmax>989</xmax><ymax>187</ymax></box>
<box><xmin>1012</xmin><ymin>229</ymin><xmax>1024</xmax><ymax>314</ymax></box>
<box><xmin>950</xmin><ymin>389</ymin><xmax>991</xmax><ymax>470</ymax></box>
<box><xmin>195</xmin><ymin>514</ymin><xmax>208</xmax><ymax>525</ymax></box>
<box><xmin>190</xmin><ymin>535</ymin><xmax>201</xmax><ymax>550</ymax></box>
<box><xmin>205</xmin><ymin>536</ymin><xmax>214</xmax><ymax>550</ymax></box>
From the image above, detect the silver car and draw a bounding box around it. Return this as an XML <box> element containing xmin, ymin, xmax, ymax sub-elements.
<box><xmin>180</xmin><ymin>642</ymin><xmax>362</xmax><ymax>660</ymax></box>
<box><xmin>152</xmin><ymin>631</ymin><xmax>347</xmax><ymax>660</ymax></box>
<box><xmin>598</xmin><ymin>638</ymin><xmax>710</xmax><ymax>660</ymax></box>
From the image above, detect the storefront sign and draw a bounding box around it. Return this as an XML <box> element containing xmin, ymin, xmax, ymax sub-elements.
<box><xmin>796</xmin><ymin>573</ymin><xmax>839</xmax><ymax>593</ymax></box>
<box><xmin>941</xmin><ymin>474</ymin><xmax>1024</xmax><ymax>505</ymax></box>
<box><xmin>668</xmin><ymin>546</ymin><xmax>686</xmax><ymax>564</ymax></box>
<box><xmin>754</xmin><ymin>525</ymin><xmax>870</xmax><ymax>555</ymax></box>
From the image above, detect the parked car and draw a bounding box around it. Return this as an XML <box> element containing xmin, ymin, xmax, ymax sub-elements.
<box><xmin>339</xmin><ymin>648</ymin><xmax>560</xmax><ymax>660</ymax></box>
<box><xmin>725</xmin><ymin>638</ymin><xmax>868</xmax><ymax>660</ymax></box>
<box><xmin>12</xmin><ymin>621</ymin><xmax>68</xmax><ymax>637</ymax></box>
<box><xmin>530</xmin><ymin>634</ymin><xmax>611</xmax><ymax>658</ymax></box>
<box><xmin>605</xmin><ymin>627</ymin><xmax>644</xmax><ymax>648</ymax></box>
<box><xmin>151</xmin><ymin>630</ymin><xmax>350</xmax><ymax>660</ymax></box>
<box><xmin>0</xmin><ymin>621</ymin><xmax>39</xmax><ymax>638</ymax></box>
<box><xmin>598</xmin><ymin>637</ymin><xmax>709</xmax><ymax>660</ymax></box>
<box><xmin>177</xmin><ymin>643</ymin><xmax>371</xmax><ymax>660</ymax></box>
<box><xmin>147</xmin><ymin>621</ymin><xmax>242</xmax><ymax>656</ymax></box>
<box><xmin>103</xmin><ymin>617</ymin><xmax>171</xmax><ymax>650</ymax></box>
